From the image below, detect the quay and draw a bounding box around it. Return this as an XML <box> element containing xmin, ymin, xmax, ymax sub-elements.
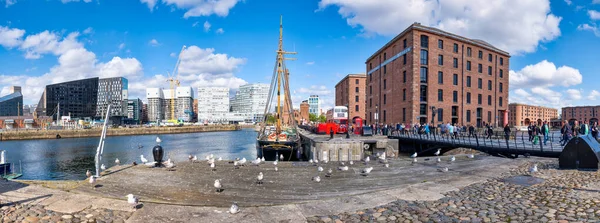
<box><xmin>3</xmin><ymin>155</ymin><xmax>583</xmax><ymax>222</ymax></box>
<box><xmin>0</xmin><ymin>125</ymin><xmax>239</xmax><ymax>141</ymax></box>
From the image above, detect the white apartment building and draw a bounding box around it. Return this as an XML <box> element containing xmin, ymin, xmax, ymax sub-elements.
<box><xmin>175</xmin><ymin>87</ymin><xmax>194</xmax><ymax>122</ymax></box>
<box><xmin>96</xmin><ymin>77</ymin><xmax>128</xmax><ymax>120</ymax></box>
<box><xmin>230</xmin><ymin>83</ymin><xmax>269</xmax><ymax>122</ymax></box>
<box><xmin>146</xmin><ymin>88</ymin><xmax>164</xmax><ymax>122</ymax></box>
<box><xmin>309</xmin><ymin>95</ymin><xmax>320</xmax><ymax>115</ymax></box>
<box><xmin>197</xmin><ymin>87</ymin><xmax>230</xmax><ymax>123</ymax></box>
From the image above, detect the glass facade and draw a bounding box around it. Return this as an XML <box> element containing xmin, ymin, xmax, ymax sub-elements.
<box><xmin>44</xmin><ymin>77</ymin><xmax>99</xmax><ymax>120</ymax></box>
<box><xmin>0</xmin><ymin>92</ymin><xmax>23</xmax><ymax>116</ymax></box>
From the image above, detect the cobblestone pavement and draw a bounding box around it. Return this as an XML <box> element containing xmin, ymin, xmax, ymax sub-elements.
<box><xmin>307</xmin><ymin>162</ymin><xmax>600</xmax><ymax>223</ymax></box>
<box><xmin>1</xmin><ymin>203</ymin><xmax>132</xmax><ymax>223</ymax></box>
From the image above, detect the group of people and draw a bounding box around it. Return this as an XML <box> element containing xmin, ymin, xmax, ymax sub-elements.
<box><xmin>559</xmin><ymin>120</ymin><xmax>599</xmax><ymax>146</ymax></box>
<box><xmin>526</xmin><ymin>121</ymin><xmax>551</xmax><ymax>145</ymax></box>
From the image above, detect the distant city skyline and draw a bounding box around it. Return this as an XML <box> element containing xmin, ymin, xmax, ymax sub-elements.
<box><xmin>0</xmin><ymin>0</ymin><xmax>599</xmax><ymax>112</ymax></box>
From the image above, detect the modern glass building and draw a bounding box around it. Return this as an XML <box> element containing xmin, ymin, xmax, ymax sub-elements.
<box><xmin>126</xmin><ymin>98</ymin><xmax>143</xmax><ymax>124</ymax></box>
<box><xmin>309</xmin><ymin>95</ymin><xmax>320</xmax><ymax>115</ymax></box>
<box><xmin>37</xmin><ymin>78</ymin><xmax>99</xmax><ymax>120</ymax></box>
<box><xmin>0</xmin><ymin>91</ymin><xmax>23</xmax><ymax>116</ymax></box>
<box><xmin>97</xmin><ymin>77</ymin><xmax>128</xmax><ymax>123</ymax></box>
<box><xmin>230</xmin><ymin>83</ymin><xmax>269</xmax><ymax>122</ymax></box>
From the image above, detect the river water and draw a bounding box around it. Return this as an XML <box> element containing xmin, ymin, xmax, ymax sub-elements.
<box><xmin>1</xmin><ymin>129</ymin><xmax>258</xmax><ymax>180</ymax></box>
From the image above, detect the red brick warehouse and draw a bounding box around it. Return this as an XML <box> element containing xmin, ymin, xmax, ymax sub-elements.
<box><xmin>365</xmin><ymin>23</ymin><xmax>510</xmax><ymax>127</ymax></box>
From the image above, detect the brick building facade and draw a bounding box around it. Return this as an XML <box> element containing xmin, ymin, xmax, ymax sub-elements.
<box><xmin>508</xmin><ymin>103</ymin><xmax>558</xmax><ymax>127</ymax></box>
<box><xmin>335</xmin><ymin>74</ymin><xmax>367</xmax><ymax>121</ymax></box>
<box><xmin>562</xmin><ymin>106</ymin><xmax>600</xmax><ymax>125</ymax></box>
<box><xmin>365</xmin><ymin>23</ymin><xmax>510</xmax><ymax>127</ymax></box>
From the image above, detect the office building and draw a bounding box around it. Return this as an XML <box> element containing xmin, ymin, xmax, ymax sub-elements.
<box><xmin>0</xmin><ymin>87</ymin><xmax>23</xmax><ymax>117</ymax></box>
<box><xmin>36</xmin><ymin>78</ymin><xmax>99</xmax><ymax>120</ymax></box>
<box><xmin>96</xmin><ymin>77</ymin><xmax>128</xmax><ymax>123</ymax></box>
<box><xmin>126</xmin><ymin>98</ymin><xmax>143</xmax><ymax>124</ymax></box>
<box><xmin>365</xmin><ymin>23</ymin><xmax>510</xmax><ymax>127</ymax></box>
<box><xmin>230</xmin><ymin>83</ymin><xmax>269</xmax><ymax>122</ymax></box>
<box><xmin>141</xmin><ymin>103</ymin><xmax>148</xmax><ymax>123</ymax></box>
<box><xmin>308</xmin><ymin>95</ymin><xmax>320</xmax><ymax>115</ymax></box>
<box><xmin>508</xmin><ymin>103</ymin><xmax>558</xmax><ymax>127</ymax></box>
<box><xmin>335</xmin><ymin>74</ymin><xmax>367</xmax><ymax>121</ymax></box>
<box><xmin>562</xmin><ymin>106</ymin><xmax>600</xmax><ymax>125</ymax></box>
<box><xmin>197</xmin><ymin>87</ymin><xmax>230</xmax><ymax>123</ymax></box>
<box><xmin>175</xmin><ymin>86</ymin><xmax>194</xmax><ymax>122</ymax></box>
<box><xmin>146</xmin><ymin>88</ymin><xmax>164</xmax><ymax>122</ymax></box>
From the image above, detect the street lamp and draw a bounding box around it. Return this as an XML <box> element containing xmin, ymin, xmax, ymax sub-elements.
<box><xmin>346</xmin><ymin>103</ymin><xmax>350</xmax><ymax>138</ymax></box>
<box><xmin>431</xmin><ymin>106</ymin><xmax>436</xmax><ymax>134</ymax></box>
<box><xmin>375</xmin><ymin>104</ymin><xmax>379</xmax><ymax>135</ymax></box>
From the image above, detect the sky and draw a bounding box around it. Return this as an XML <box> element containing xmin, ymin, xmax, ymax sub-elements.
<box><xmin>0</xmin><ymin>0</ymin><xmax>599</xmax><ymax>114</ymax></box>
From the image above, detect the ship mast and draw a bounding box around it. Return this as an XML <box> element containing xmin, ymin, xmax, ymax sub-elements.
<box><xmin>274</xmin><ymin>15</ymin><xmax>296</xmax><ymax>134</ymax></box>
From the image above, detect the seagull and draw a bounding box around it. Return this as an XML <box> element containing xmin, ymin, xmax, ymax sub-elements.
<box><xmin>312</xmin><ymin>175</ymin><xmax>321</xmax><ymax>183</ymax></box>
<box><xmin>325</xmin><ymin>168</ymin><xmax>333</xmax><ymax>177</ymax></box>
<box><xmin>214</xmin><ymin>179</ymin><xmax>222</xmax><ymax>192</ymax></box>
<box><xmin>234</xmin><ymin>160</ymin><xmax>239</xmax><ymax>169</ymax></box>
<box><xmin>364</xmin><ymin>156</ymin><xmax>370</xmax><ymax>164</ymax></box>
<box><xmin>349</xmin><ymin>160</ymin><xmax>354</xmax><ymax>165</ymax></box>
<box><xmin>436</xmin><ymin>157</ymin><xmax>441</xmax><ymax>163</ymax></box>
<box><xmin>314</xmin><ymin>159</ymin><xmax>319</xmax><ymax>165</ymax></box>
<box><xmin>257</xmin><ymin>172</ymin><xmax>264</xmax><ymax>185</ymax></box>
<box><xmin>192</xmin><ymin>155</ymin><xmax>198</xmax><ymax>163</ymax></box>
<box><xmin>450</xmin><ymin>156</ymin><xmax>456</xmax><ymax>162</ymax></box>
<box><xmin>205</xmin><ymin>155</ymin><xmax>211</xmax><ymax>161</ymax></box>
<box><xmin>188</xmin><ymin>155</ymin><xmax>193</xmax><ymax>162</ymax></box>
<box><xmin>468</xmin><ymin>154</ymin><xmax>475</xmax><ymax>159</ymax></box>
<box><xmin>89</xmin><ymin>176</ymin><xmax>96</xmax><ymax>189</ymax></box>
<box><xmin>529</xmin><ymin>164</ymin><xmax>538</xmax><ymax>174</ymax></box>
<box><xmin>340</xmin><ymin>162</ymin><xmax>345</xmax><ymax>166</ymax></box>
<box><xmin>251</xmin><ymin>158</ymin><xmax>261</xmax><ymax>166</ymax></box>
<box><xmin>101</xmin><ymin>164</ymin><xmax>106</xmax><ymax>171</ymax></box>
<box><xmin>115</xmin><ymin>158</ymin><xmax>120</xmax><ymax>166</ymax></box>
<box><xmin>378</xmin><ymin>152</ymin><xmax>386</xmax><ymax>160</ymax></box>
<box><xmin>338</xmin><ymin>166</ymin><xmax>349</xmax><ymax>171</ymax></box>
<box><xmin>279</xmin><ymin>154</ymin><xmax>284</xmax><ymax>160</ymax></box>
<box><xmin>410</xmin><ymin>152</ymin><xmax>417</xmax><ymax>158</ymax></box>
<box><xmin>438</xmin><ymin>167</ymin><xmax>449</xmax><ymax>172</ymax></box>
<box><xmin>309</xmin><ymin>159</ymin><xmax>313</xmax><ymax>164</ymax></box>
<box><xmin>144</xmin><ymin>161</ymin><xmax>157</xmax><ymax>167</ymax></box>
<box><xmin>140</xmin><ymin>155</ymin><xmax>148</xmax><ymax>163</ymax></box>
<box><xmin>361</xmin><ymin>166</ymin><xmax>373</xmax><ymax>176</ymax></box>
<box><xmin>324</xmin><ymin>159</ymin><xmax>329</xmax><ymax>164</ymax></box>
<box><xmin>239</xmin><ymin>158</ymin><xmax>247</xmax><ymax>166</ymax></box>
<box><xmin>317</xmin><ymin>166</ymin><xmax>324</xmax><ymax>172</ymax></box>
<box><xmin>210</xmin><ymin>162</ymin><xmax>216</xmax><ymax>171</ymax></box>
<box><xmin>412</xmin><ymin>158</ymin><xmax>418</xmax><ymax>165</ymax></box>
<box><xmin>86</xmin><ymin>170</ymin><xmax>92</xmax><ymax>178</ymax></box>
<box><xmin>218</xmin><ymin>157</ymin><xmax>223</xmax><ymax>161</ymax></box>
<box><xmin>274</xmin><ymin>166</ymin><xmax>278</xmax><ymax>172</ymax></box>
<box><xmin>434</xmin><ymin>149</ymin><xmax>441</xmax><ymax>156</ymax></box>
<box><xmin>273</xmin><ymin>160</ymin><xmax>278</xmax><ymax>166</ymax></box>
<box><xmin>384</xmin><ymin>163</ymin><xmax>389</xmax><ymax>168</ymax></box>
<box><xmin>261</xmin><ymin>157</ymin><xmax>266</xmax><ymax>162</ymax></box>
<box><xmin>165</xmin><ymin>160</ymin><xmax>175</xmax><ymax>169</ymax></box>
<box><xmin>229</xmin><ymin>202</ymin><xmax>239</xmax><ymax>214</ymax></box>
<box><xmin>126</xmin><ymin>194</ymin><xmax>139</xmax><ymax>211</ymax></box>
<box><xmin>210</xmin><ymin>154</ymin><xmax>214</xmax><ymax>159</ymax></box>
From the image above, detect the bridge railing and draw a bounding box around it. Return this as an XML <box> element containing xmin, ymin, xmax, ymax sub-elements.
<box><xmin>389</xmin><ymin>129</ymin><xmax>567</xmax><ymax>153</ymax></box>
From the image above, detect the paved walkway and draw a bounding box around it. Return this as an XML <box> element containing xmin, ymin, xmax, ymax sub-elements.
<box><xmin>0</xmin><ymin>155</ymin><xmax>560</xmax><ymax>222</ymax></box>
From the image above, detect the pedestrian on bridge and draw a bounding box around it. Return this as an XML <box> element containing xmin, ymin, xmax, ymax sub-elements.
<box><xmin>504</xmin><ymin>124</ymin><xmax>511</xmax><ymax>141</ymax></box>
<box><xmin>542</xmin><ymin>121</ymin><xmax>550</xmax><ymax>145</ymax></box>
<box><xmin>561</xmin><ymin>121</ymin><xmax>572</xmax><ymax>146</ymax></box>
<box><xmin>527</xmin><ymin>123</ymin><xmax>533</xmax><ymax>142</ymax></box>
<box><xmin>592</xmin><ymin>122</ymin><xmax>599</xmax><ymax>140</ymax></box>
<box><xmin>468</xmin><ymin>125</ymin><xmax>475</xmax><ymax>138</ymax></box>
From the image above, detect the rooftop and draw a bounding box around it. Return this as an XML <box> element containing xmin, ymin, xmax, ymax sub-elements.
<box><xmin>0</xmin><ymin>91</ymin><xmax>22</xmax><ymax>103</ymax></box>
<box><xmin>508</xmin><ymin>103</ymin><xmax>558</xmax><ymax>111</ymax></box>
<box><xmin>335</xmin><ymin>73</ymin><xmax>367</xmax><ymax>87</ymax></box>
<box><xmin>366</xmin><ymin>22</ymin><xmax>510</xmax><ymax>63</ymax></box>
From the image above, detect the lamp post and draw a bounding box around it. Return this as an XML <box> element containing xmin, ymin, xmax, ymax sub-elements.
<box><xmin>431</xmin><ymin>106</ymin><xmax>436</xmax><ymax>134</ymax></box>
<box><xmin>375</xmin><ymin>104</ymin><xmax>379</xmax><ymax>135</ymax></box>
<box><xmin>346</xmin><ymin>103</ymin><xmax>350</xmax><ymax>138</ymax></box>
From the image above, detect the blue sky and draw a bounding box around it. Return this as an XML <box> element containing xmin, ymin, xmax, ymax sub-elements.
<box><xmin>0</xmin><ymin>0</ymin><xmax>599</xmax><ymax>113</ymax></box>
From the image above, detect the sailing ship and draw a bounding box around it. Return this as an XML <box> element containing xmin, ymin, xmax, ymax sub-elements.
<box><xmin>256</xmin><ymin>16</ymin><xmax>301</xmax><ymax>161</ymax></box>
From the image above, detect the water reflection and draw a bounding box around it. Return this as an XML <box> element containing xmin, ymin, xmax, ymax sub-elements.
<box><xmin>2</xmin><ymin>129</ymin><xmax>258</xmax><ymax>180</ymax></box>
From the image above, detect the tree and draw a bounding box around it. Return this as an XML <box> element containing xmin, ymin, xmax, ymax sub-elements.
<box><xmin>318</xmin><ymin>114</ymin><xmax>327</xmax><ymax>123</ymax></box>
<box><xmin>309</xmin><ymin>113</ymin><xmax>318</xmax><ymax>122</ymax></box>
<box><xmin>266</xmin><ymin>114</ymin><xmax>276</xmax><ymax>124</ymax></box>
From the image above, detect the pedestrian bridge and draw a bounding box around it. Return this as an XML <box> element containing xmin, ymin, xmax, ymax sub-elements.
<box><xmin>388</xmin><ymin>130</ymin><xmax>564</xmax><ymax>158</ymax></box>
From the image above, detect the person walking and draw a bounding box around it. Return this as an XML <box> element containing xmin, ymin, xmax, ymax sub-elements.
<box><xmin>468</xmin><ymin>125</ymin><xmax>475</xmax><ymax>138</ymax></box>
<box><xmin>448</xmin><ymin>123</ymin><xmax>454</xmax><ymax>139</ymax></box>
<box><xmin>486</xmin><ymin>124</ymin><xmax>493</xmax><ymax>139</ymax></box>
<box><xmin>542</xmin><ymin>121</ymin><xmax>549</xmax><ymax>145</ymax></box>
<box><xmin>573</xmin><ymin>121</ymin><xmax>580</xmax><ymax>138</ymax></box>
<box><xmin>592</xmin><ymin>122</ymin><xmax>599</xmax><ymax>140</ymax></box>
<box><xmin>562</xmin><ymin>121</ymin><xmax>572</xmax><ymax>146</ymax></box>
<box><xmin>425</xmin><ymin>123</ymin><xmax>430</xmax><ymax>137</ymax></box>
<box><xmin>503</xmin><ymin>124</ymin><xmax>511</xmax><ymax>141</ymax></box>
<box><xmin>527</xmin><ymin>123</ymin><xmax>533</xmax><ymax>142</ymax></box>
<box><xmin>453</xmin><ymin>123</ymin><xmax>459</xmax><ymax>139</ymax></box>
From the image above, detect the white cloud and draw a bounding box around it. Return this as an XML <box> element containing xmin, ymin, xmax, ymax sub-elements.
<box><xmin>83</xmin><ymin>27</ymin><xmax>93</xmax><ymax>34</ymax></box>
<box><xmin>178</xmin><ymin>46</ymin><xmax>246</xmax><ymax>75</ymax></box>
<box><xmin>97</xmin><ymin>57</ymin><xmax>143</xmax><ymax>79</ymax></box>
<box><xmin>565</xmin><ymin>89</ymin><xmax>582</xmax><ymax>100</ymax></box>
<box><xmin>306</xmin><ymin>61</ymin><xmax>315</xmax><ymax>65</ymax></box>
<box><xmin>318</xmin><ymin>0</ymin><xmax>561</xmax><ymax>54</ymax></box>
<box><xmin>203</xmin><ymin>21</ymin><xmax>211</xmax><ymax>32</ymax></box>
<box><xmin>61</xmin><ymin>0</ymin><xmax>92</xmax><ymax>3</ymax></box>
<box><xmin>118</xmin><ymin>43</ymin><xmax>125</xmax><ymax>50</ymax></box>
<box><xmin>215</xmin><ymin>28</ymin><xmax>224</xmax><ymax>34</ymax></box>
<box><xmin>509</xmin><ymin>60</ymin><xmax>582</xmax><ymax>89</ymax></box>
<box><xmin>589</xmin><ymin>10</ymin><xmax>600</xmax><ymax>20</ymax></box>
<box><xmin>564</xmin><ymin>0</ymin><xmax>572</xmax><ymax>5</ymax></box>
<box><xmin>161</xmin><ymin>0</ymin><xmax>242</xmax><ymax>18</ymax></box>
<box><xmin>0</xmin><ymin>26</ymin><xmax>25</xmax><ymax>48</ymax></box>
<box><xmin>297</xmin><ymin>85</ymin><xmax>332</xmax><ymax>95</ymax></box>
<box><xmin>577</xmin><ymin>24</ymin><xmax>600</xmax><ymax>37</ymax></box>
<box><xmin>588</xmin><ymin>90</ymin><xmax>600</xmax><ymax>100</ymax></box>
<box><xmin>192</xmin><ymin>21</ymin><xmax>199</xmax><ymax>27</ymax></box>
<box><xmin>594</xmin><ymin>0</ymin><xmax>600</xmax><ymax>4</ymax></box>
<box><xmin>20</xmin><ymin>31</ymin><xmax>83</xmax><ymax>59</ymax></box>
<box><xmin>149</xmin><ymin>39</ymin><xmax>160</xmax><ymax>46</ymax></box>
<box><xmin>170</xmin><ymin>52</ymin><xmax>176</xmax><ymax>57</ymax></box>
<box><xmin>140</xmin><ymin>0</ymin><xmax>158</xmax><ymax>11</ymax></box>
<box><xmin>5</xmin><ymin>0</ymin><xmax>16</xmax><ymax>7</ymax></box>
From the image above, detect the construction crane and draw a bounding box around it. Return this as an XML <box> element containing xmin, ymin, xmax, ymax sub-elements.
<box><xmin>166</xmin><ymin>45</ymin><xmax>186</xmax><ymax>123</ymax></box>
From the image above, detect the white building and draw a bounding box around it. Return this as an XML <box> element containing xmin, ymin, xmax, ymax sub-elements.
<box><xmin>146</xmin><ymin>88</ymin><xmax>164</xmax><ymax>122</ymax></box>
<box><xmin>197</xmin><ymin>87</ymin><xmax>230</xmax><ymax>123</ymax></box>
<box><xmin>309</xmin><ymin>95</ymin><xmax>320</xmax><ymax>115</ymax></box>
<box><xmin>96</xmin><ymin>77</ymin><xmax>128</xmax><ymax>121</ymax></box>
<box><xmin>230</xmin><ymin>83</ymin><xmax>269</xmax><ymax>122</ymax></box>
<box><xmin>175</xmin><ymin>87</ymin><xmax>194</xmax><ymax>122</ymax></box>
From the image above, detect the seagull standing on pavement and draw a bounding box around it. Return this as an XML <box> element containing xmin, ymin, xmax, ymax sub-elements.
<box><xmin>218</xmin><ymin>157</ymin><xmax>223</xmax><ymax>161</ymax></box>
<box><xmin>234</xmin><ymin>160</ymin><xmax>239</xmax><ymax>169</ymax></box>
<box><xmin>279</xmin><ymin>154</ymin><xmax>284</xmax><ymax>161</ymax></box>
<box><xmin>450</xmin><ymin>156</ymin><xmax>456</xmax><ymax>162</ymax></box>
<box><xmin>256</xmin><ymin>172</ymin><xmax>264</xmax><ymax>185</ymax></box>
<box><xmin>364</xmin><ymin>156</ymin><xmax>370</xmax><ymax>165</ymax></box>
<box><xmin>412</xmin><ymin>158</ymin><xmax>418</xmax><ymax>165</ymax></box>
<box><xmin>317</xmin><ymin>166</ymin><xmax>324</xmax><ymax>173</ymax></box>
<box><xmin>529</xmin><ymin>164</ymin><xmax>538</xmax><ymax>174</ymax></box>
<box><xmin>312</xmin><ymin>175</ymin><xmax>321</xmax><ymax>183</ymax></box>
<box><xmin>361</xmin><ymin>167</ymin><xmax>373</xmax><ymax>176</ymax></box>
<box><xmin>214</xmin><ymin>179</ymin><xmax>222</xmax><ymax>192</ymax></box>
<box><xmin>101</xmin><ymin>164</ymin><xmax>106</xmax><ymax>171</ymax></box>
<box><xmin>410</xmin><ymin>152</ymin><xmax>417</xmax><ymax>158</ymax></box>
<box><xmin>338</xmin><ymin>166</ymin><xmax>349</xmax><ymax>171</ymax></box>
<box><xmin>86</xmin><ymin>170</ymin><xmax>92</xmax><ymax>178</ymax></box>
<box><xmin>239</xmin><ymin>158</ymin><xmax>247</xmax><ymax>166</ymax></box>
<box><xmin>115</xmin><ymin>158</ymin><xmax>120</xmax><ymax>166</ymax></box>
<box><xmin>210</xmin><ymin>162</ymin><xmax>216</xmax><ymax>171</ymax></box>
<box><xmin>434</xmin><ymin>149</ymin><xmax>441</xmax><ymax>156</ymax></box>
<box><xmin>229</xmin><ymin>202</ymin><xmax>239</xmax><ymax>214</ymax></box>
<box><xmin>326</xmin><ymin>168</ymin><xmax>333</xmax><ymax>177</ymax></box>
<box><xmin>438</xmin><ymin>167</ymin><xmax>449</xmax><ymax>172</ymax></box>
<box><xmin>126</xmin><ymin>194</ymin><xmax>139</xmax><ymax>211</ymax></box>
<box><xmin>140</xmin><ymin>155</ymin><xmax>148</xmax><ymax>164</ymax></box>
<box><xmin>192</xmin><ymin>155</ymin><xmax>198</xmax><ymax>163</ymax></box>
<box><xmin>261</xmin><ymin>157</ymin><xmax>266</xmax><ymax>162</ymax></box>
<box><xmin>436</xmin><ymin>157</ymin><xmax>441</xmax><ymax>163</ymax></box>
<box><xmin>273</xmin><ymin>160</ymin><xmax>278</xmax><ymax>166</ymax></box>
<box><xmin>188</xmin><ymin>155</ymin><xmax>193</xmax><ymax>162</ymax></box>
<box><xmin>384</xmin><ymin>163</ymin><xmax>389</xmax><ymax>168</ymax></box>
<box><xmin>349</xmin><ymin>160</ymin><xmax>354</xmax><ymax>165</ymax></box>
<box><xmin>89</xmin><ymin>176</ymin><xmax>96</xmax><ymax>189</ymax></box>
<box><xmin>468</xmin><ymin>154</ymin><xmax>475</xmax><ymax>159</ymax></box>
<box><xmin>309</xmin><ymin>159</ymin><xmax>313</xmax><ymax>164</ymax></box>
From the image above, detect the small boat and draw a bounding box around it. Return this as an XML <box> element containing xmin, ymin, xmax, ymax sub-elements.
<box><xmin>1</xmin><ymin>150</ymin><xmax>22</xmax><ymax>180</ymax></box>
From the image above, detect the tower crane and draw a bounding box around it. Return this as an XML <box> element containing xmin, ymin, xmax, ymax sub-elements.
<box><xmin>166</xmin><ymin>45</ymin><xmax>186</xmax><ymax>123</ymax></box>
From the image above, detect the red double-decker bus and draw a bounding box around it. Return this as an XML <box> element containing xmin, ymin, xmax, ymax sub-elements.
<box><xmin>325</xmin><ymin>106</ymin><xmax>349</xmax><ymax>134</ymax></box>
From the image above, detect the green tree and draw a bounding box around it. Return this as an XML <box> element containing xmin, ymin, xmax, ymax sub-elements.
<box><xmin>309</xmin><ymin>113</ymin><xmax>318</xmax><ymax>122</ymax></box>
<box><xmin>266</xmin><ymin>114</ymin><xmax>276</xmax><ymax>124</ymax></box>
<box><xmin>318</xmin><ymin>114</ymin><xmax>327</xmax><ymax>123</ymax></box>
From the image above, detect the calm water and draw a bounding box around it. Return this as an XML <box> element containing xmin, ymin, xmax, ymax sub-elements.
<box><xmin>1</xmin><ymin>129</ymin><xmax>258</xmax><ymax>180</ymax></box>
